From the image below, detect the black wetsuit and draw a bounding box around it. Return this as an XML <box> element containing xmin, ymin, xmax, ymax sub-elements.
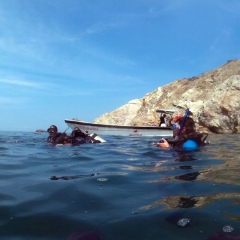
<box><xmin>69</xmin><ymin>128</ymin><xmax>101</xmax><ymax>145</ymax></box>
<box><xmin>163</xmin><ymin>132</ymin><xmax>209</xmax><ymax>150</ymax></box>
<box><xmin>47</xmin><ymin>132</ymin><xmax>68</xmax><ymax>145</ymax></box>
<box><xmin>47</xmin><ymin>128</ymin><xmax>102</xmax><ymax>146</ymax></box>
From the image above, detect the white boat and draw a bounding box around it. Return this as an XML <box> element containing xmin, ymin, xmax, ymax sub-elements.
<box><xmin>65</xmin><ymin>110</ymin><xmax>175</xmax><ymax>137</ymax></box>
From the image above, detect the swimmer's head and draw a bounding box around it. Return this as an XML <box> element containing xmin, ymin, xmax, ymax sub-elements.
<box><xmin>173</xmin><ymin>117</ymin><xmax>196</xmax><ymax>138</ymax></box>
<box><xmin>47</xmin><ymin>125</ymin><xmax>58</xmax><ymax>134</ymax></box>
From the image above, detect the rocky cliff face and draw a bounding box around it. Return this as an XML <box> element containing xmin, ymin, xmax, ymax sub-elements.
<box><xmin>94</xmin><ymin>59</ymin><xmax>240</xmax><ymax>134</ymax></box>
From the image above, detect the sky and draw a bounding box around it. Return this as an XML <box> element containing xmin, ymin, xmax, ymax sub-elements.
<box><xmin>0</xmin><ymin>0</ymin><xmax>240</xmax><ymax>132</ymax></box>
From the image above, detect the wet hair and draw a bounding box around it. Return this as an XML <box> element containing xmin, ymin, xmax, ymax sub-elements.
<box><xmin>47</xmin><ymin>125</ymin><xmax>58</xmax><ymax>132</ymax></box>
<box><xmin>178</xmin><ymin>117</ymin><xmax>196</xmax><ymax>135</ymax></box>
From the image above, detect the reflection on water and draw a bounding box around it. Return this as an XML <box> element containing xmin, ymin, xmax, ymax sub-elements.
<box><xmin>177</xmin><ymin>196</ymin><xmax>198</xmax><ymax>208</ymax></box>
<box><xmin>175</xmin><ymin>172</ymin><xmax>200</xmax><ymax>181</ymax></box>
<box><xmin>141</xmin><ymin>134</ymin><xmax>240</xmax><ymax>227</ymax></box>
<box><xmin>177</xmin><ymin>165</ymin><xmax>193</xmax><ymax>169</ymax></box>
<box><xmin>50</xmin><ymin>173</ymin><xmax>97</xmax><ymax>180</ymax></box>
<box><xmin>174</xmin><ymin>153</ymin><xmax>198</xmax><ymax>162</ymax></box>
<box><xmin>142</xmin><ymin>191</ymin><xmax>240</xmax><ymax>210</ymax></box>
<box><xmin>1</xmin><ymin>133</ymin><xmax>240</xmax><ymax>239</ymax></box>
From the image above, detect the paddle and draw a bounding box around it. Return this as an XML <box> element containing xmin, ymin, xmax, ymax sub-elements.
<box><xmin>175</xmin><ymin>108</ymin><xmax>189</xmax><ymax>140</ymax></box>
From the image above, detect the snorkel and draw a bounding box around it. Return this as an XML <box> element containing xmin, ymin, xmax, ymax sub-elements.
<box><xmin>175</xmin><ymin>108</ymin><xmax>189</xmax><ymax>140</ymax></box>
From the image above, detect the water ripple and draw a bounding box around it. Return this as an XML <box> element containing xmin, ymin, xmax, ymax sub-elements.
<box><xmin>0</xmin><ymin>132</ymin><xmax>240</xmax><ymax>239</ymax></box>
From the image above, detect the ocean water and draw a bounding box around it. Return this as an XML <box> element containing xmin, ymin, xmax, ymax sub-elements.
<box><xmin>0</xmin><ymin>131</ymin><xmax>240</xmax><ymax>240</ymax></box>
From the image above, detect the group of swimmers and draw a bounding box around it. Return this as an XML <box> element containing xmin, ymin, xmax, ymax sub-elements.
<box><xmin>47</xmin><ymin>109</ymin><xmax>209</xmax><ymax>150</ymax></box>
<box><xmin>47</xmin><ymin>125</ymin><xmax>103</xmax><ymax>146</ymax></box>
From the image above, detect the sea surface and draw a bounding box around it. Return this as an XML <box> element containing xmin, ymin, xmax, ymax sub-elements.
<box><xmin>0</xmin><ymin>131</ymin><xmax>240</xmax><ymax>240</ymax></box>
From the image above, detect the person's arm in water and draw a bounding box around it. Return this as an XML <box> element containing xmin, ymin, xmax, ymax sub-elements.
<box><xmin>152</xmin><ymin>138</ymin><xmax>170</xmax><ymax>148</ymax></box>
<box><xmin>157</xmin><ymin>138</ymin><xmax>170</xmax><ymax>148</ymax></box>
<box><xmin>153</xmin><ymin>127</ymin><xmax>183</xmax><ymax>149</ymax></box>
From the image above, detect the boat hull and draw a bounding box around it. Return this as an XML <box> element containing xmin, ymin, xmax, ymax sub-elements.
<box><xmin>65</xmin><ymin>119</ymin><xmax>173</xmax><ymax>137</ymax></box>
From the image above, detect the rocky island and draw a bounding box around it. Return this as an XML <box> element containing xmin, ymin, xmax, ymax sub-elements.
<box><xmin>94</xmin><ymin>59</ymin><xmax>240</xmax><ymax>134</ymax></box>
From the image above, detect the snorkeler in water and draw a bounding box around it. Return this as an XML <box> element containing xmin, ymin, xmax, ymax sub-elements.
<box><xmin>154</xmin><ymin>110</ymin><xmax>209</xmax><ymax>150</ymax></box>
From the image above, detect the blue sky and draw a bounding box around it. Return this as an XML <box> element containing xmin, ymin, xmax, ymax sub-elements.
<box><xmin>0</xmin><ymin>0</ymin><xmax>240</xmax><ymax>132</ymax></box>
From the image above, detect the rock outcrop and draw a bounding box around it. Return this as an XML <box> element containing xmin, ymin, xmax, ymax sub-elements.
<box><xmin>94</xmin><ymin>59</ymin><xmax>240</xmax><ymax>133</ymax></box>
